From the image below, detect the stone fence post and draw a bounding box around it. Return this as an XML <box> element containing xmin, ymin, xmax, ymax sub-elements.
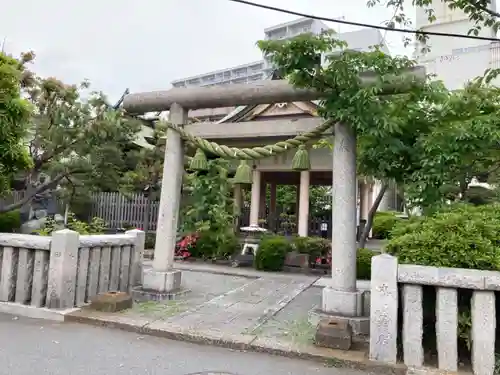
<box><xmin>369</xmin><ymin>254</ymin><xmax>399</xmax><ymax>364</ymax></box>
<box><xmin>46</xmin><ymin>229</ymin><xmax>79</xmax><ymax>309</ymax></box>
<box><xmin>126</xmin><ymin>229</ymin><xmax>145</xmax><ymax>289</ymax></box>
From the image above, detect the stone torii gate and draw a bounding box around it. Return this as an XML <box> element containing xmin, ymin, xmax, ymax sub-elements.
<box><xmin>123</xmin><ymin>66</ymin><xmax>425</xmax><ymax>319</ymax></box>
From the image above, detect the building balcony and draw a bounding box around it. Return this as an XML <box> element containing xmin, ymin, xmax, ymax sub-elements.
<box><xmin>489</xmin><ymin>42</ymin><xmax>500</xmax><ymax>69</ymax></box>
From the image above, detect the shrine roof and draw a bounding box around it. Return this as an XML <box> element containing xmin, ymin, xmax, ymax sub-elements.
<box><xmin>217</xmin><ymin>71</ymin><xmax>319</xmax><ymax>124</ymax></box>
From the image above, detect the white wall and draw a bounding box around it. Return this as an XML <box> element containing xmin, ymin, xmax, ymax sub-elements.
<box><xmin>415</xmin><ymin>0</ymin><xmax>498</xmax><ymax>89</ymax></box>
<box><xmin>419</xmin><ymin>41</ymin><xmax>498</xmax><ymax>90</ymax></box>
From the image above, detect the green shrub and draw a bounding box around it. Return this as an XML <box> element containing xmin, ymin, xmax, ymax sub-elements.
<box><xmin>356</xmin><ymin>248</ymin><xmax>375</xmax><ymax>280</ymax></box>
<box><xmin>386</xmin><ymin>204</ymin><xmax>500</xmax><ymax>270</ymax></box>
<box><xmin>387</xmin><ymin>203</ymin><xmax>500</xmax><ymax>357</ymax></box>
<box><xmin>292</xmin><ymin>236</ymin><xmax>330</xmax><ymax>261</ymax></box>
<box><xmin>372</xmin><ymin>211</ymin><xmax>401</xmax><ymax>239</ymax></box>
<box><xmin>189</xmin><ymin>231</ymin><xmax>216</xmax><ymax>258</ymax></box>
<box><xmin>390</xmin><ymin>215</ymin><xmax>425</xmax><ymax>238</ymax></box>
<box><xmin>190</xmin><ymin>230</ymin><xmax>239</xmax><ymax>259</ymax></box>
<box><xmin>37</xmin><ymin>213</ymin><xmax>106</xmax><ymax>236</ymax></box>
<box><xmin>0</xmin><ymin>210</ymin><xmax>21</xmax><ymax>233</ymax></box>
<box><xmin>254</xmin><ymin>235</ymin><xmax>293</xmax><ymax>271</ymax></box>
<box><xmin>121</xmin><ymin>222</ymin><xmax>136</xmax><ymax>230</ymax></box>
<box><xmin>220</xmin><ymin>232</ymin><xmax>239</xmax><ymax>258</ymax></box>
<box><xmin>145</xmin><ymin>232</ymin><xmax>156</xmax><ymax>249</ymax></box>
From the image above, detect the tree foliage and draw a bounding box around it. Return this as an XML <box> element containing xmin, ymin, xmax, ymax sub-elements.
<box><xmin>180</xmin><ymin>159</ymin><xmax>234</xmax><ymax>235</ymax></box>
<box><xmin>258</xmin><ymin>31</ymin><xmax>500</xmax><ymax>234</ymax></box>
<box><xmin>259</xmin><ymin>32</ymin><xmax>442</xmax><ymax>184</ymax></box>
<box><xmin>0</xmin><ymin>52</ymin><xmax>143</xmax><ymax>214</ymax></box>
<box><xmin>268</xmin><ymin>185</ymin><xmax>331</xmax><ymax>216</ymax></box>
<box><xmin>122</xmin><ymin>123</ymin><xmax>166</xmax><ymax>194</ymax></box>
<box><xmin>121</xmin><ymin>124</ymin><xmax>166</xmax><ymax>231</ymax></box>
<box><xmin>179</xmin><ymin>159</ymin><xmax>237</xmax><ymax>258</ymax></box>
<box><xmin>405</xmin><ymin>71</ymin><xmax>500</xmax><ymax>209</ymax></box>
<box><xmin>259</xmin><ymin>33</ymin><xmax>437</xmax><ymax>243</ymax></box>
<box><xmin>258</xmin><ymin>33</ymin><xmax>436</xmax><ymax>198</ymax></box>
<box><xmin>0</xmin><ymin>52</ymin><xmax>34</xmax><ymax>196</ymax></box>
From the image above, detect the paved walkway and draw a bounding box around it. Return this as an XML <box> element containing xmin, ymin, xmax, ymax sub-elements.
<box><xmin>158</xmin><ymin>276</ymin><xmax>314</xmax><ymax>334</ymax></box>
<box><xmin>138</xmin><ymin>263</ymin><xmax>318</xmax><ymax>335</ymax></box>
<box><xmin>0</xmin><ymin>313</ymin><xmax>372</xmax><ymax>375</ymax></box>
<box><xmin>66</xmin><ymin>264</ymin><xmax>394</xmax><ymax>374</ymax></box>
<box><xmin>134</xmin><ymin>262</ymin><xmax>372</xmax><ymax>338</ymax></box>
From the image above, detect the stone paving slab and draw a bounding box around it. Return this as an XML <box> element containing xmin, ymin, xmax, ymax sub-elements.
<box><xmin>250</xmin><ymin>286</ymin><xmax>321</xmax><ymax>343</ymax></box>
<box><xmin>153</xmin><ymin>276</ymin><xmax>315</xmax><ymax>334</ymax></box>
<box><xmin>121</xmin><ymin>271</ymin><xmax>251</xmax><ymax>319</ymax></box>
<box><xmin>115</xmin><ymin>270</ymin><xmax>316</xmax><ymax>336</ymax></box>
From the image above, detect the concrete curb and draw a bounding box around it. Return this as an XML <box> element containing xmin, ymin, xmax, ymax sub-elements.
<box><xmin>0</xmin><ymin>302</ymin><xmax>80</xmax><ymax>321</ymax></box>
<box><xmin>64</xmin><ymin>310</ymin><xmax>407</xmax><ymax>375</ymax></box>
<box><xmin>406</xmin><ymin>367</ymin><xmax>467</xmax><ymax>375</ymax></box>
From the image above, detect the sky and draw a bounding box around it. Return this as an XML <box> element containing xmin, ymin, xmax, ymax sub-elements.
<box><xmin>1</xmin><ymin>0</ymin><xmax>416</xmax><ymax>102</ymax></box>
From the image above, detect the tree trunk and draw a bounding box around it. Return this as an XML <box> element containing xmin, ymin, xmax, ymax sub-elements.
<box><xmin>458</xmin><ymin>177</ymin><xmax>469</xmax><ymax>201</ymax></box>
<box><xmin>359</xmin><ymin>182</ymin><xmax>389</xmax><ymax>249</ymax></box>
<box><xmin>0</xmin><ymin>172</ymin><xmax>69</xmax><ymax>214</ymax></box>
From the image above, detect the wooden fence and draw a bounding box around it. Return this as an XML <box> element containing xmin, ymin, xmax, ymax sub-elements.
<box><xmin>2</xmin><ymin>190</ymin><xmax>332</xmax><ymax>235</ymax></box>
<box><xmin>0</xmin><ymin>191</ymin><xmax>160</xmax><ymax>231</ymax></box>
<box><xmin>89</xmin><ymin>192</ymin><xmax>160</xmax><ymax>231</ymax></box>
<box><xmin>0</xmin><ymin>190</ymin><xmax>25</xmax><ymax>206</ymax></box>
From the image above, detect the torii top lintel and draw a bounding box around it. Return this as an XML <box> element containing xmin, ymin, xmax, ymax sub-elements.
<box><xmin>123</xmin><ymin>66</ymin><xmax>425</xmax><ymax>114</ymax></box>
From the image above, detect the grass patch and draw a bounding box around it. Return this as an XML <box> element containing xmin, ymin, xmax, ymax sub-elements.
<box><xmin>277</xmin><ymin>318</ymin><xmax>316</xmax><ymax>345</ymax></box>
<box><xmin>246</xmin><ymin>318</ymin><xmax>315</xmax><ymax>346</ymax></box>
<box><xmin>127</xmin><ymin>300</ymin><xmax>188</xmax><ymax>318</ymax></box>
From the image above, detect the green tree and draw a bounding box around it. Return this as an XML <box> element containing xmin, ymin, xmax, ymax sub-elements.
<box><xmin>258</xmin><ymin>32</ymin><xmax>449</xmax><ymax>246</ymax></box>
<box><xmin>180</xmin><ymin>158</ymin><xmax>234</xmax><ymax>234</ymax></box>
<box><xmin>315</xmin><ymin>65</ymin><xmax>500</xmax><ymax>238</ymax></box>
<box><xmin>0</xmin><ymin>52</ymin><xmax>142</xmax><ymax>214</ymax></box>
<box><xmin>405</xmin><ymin>71</ymin><xmax>500</xmax><ymax>210</ymax></box>
<box><xmin>180</xmin><ymin>159</ymin><xmax>236</xmax><ymax>259</ymax></box>
<box><xmin>0</xmin><ymin>52</ymin><xmax>34</xmax><ymax>196</ymax></box>
<box><xmin>122</xmin><ymin>123</ymin><xmax>166</xmax><ymax>232</ymax></box>
<box><xmin>273</xmin><ymin>185</ymin><xmax>331</xmax><ymax>215</ymax></box>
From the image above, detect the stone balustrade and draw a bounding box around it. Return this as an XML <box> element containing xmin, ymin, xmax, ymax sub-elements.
<box><xmin>369</xmin><ymin>254</ymin><xmax>498</xmax><ymax>374</ymax></box>
<box><xmin>0</xmin><ymin>229</ymin><xmax>144</xmax><ymax>310</ymax></box>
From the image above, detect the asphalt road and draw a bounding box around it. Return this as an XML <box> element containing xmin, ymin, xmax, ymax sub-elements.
<box><xmin>0</xmin><ymin>313</ymin><xmax>371</xmax><ymax>375</ymax></box>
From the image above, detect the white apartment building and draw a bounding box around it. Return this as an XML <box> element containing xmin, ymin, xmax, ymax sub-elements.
<box><xmin>415</xmin><ymin>0</ymin><xmax>498</xmax><ymax>89</ymax></box>
<box><xmin>171</xmin><ymin>17</ymin><xmax>389</xmax><ymax>89</ymax></box>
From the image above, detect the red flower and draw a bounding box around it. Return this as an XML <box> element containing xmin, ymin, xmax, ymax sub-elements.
<box><xmin>315</xmin><ymin>254</ymin><xmax>332</xmax><ymax>265</ymax></box>
<box><xmin>175</xmin><ymin>233</ymin><xmax>198</xmax><ymax>260</ymax></box>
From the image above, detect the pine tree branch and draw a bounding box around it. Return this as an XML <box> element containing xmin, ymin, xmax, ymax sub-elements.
<box><xmin>0</xmin><ymin>169</ymin><xmax>82</xmax><ymax>214</ymax></box>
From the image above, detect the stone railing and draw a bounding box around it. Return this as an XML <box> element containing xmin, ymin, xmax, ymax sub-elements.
<box><xmin>369</xmin><ymin>254</ymin><xmax>497</xmax><ymax>374</ymax></box>
<box><xmin>0</xmin><ymin>229</ymin><xmax>144</xmax><ymax>310</ymax></box>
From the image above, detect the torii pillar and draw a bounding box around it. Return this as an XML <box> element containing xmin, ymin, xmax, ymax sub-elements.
<box><xmin>123</xmin><ymin>67</ymin><xmax>425</xmax><ymax>310</ymax></box>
